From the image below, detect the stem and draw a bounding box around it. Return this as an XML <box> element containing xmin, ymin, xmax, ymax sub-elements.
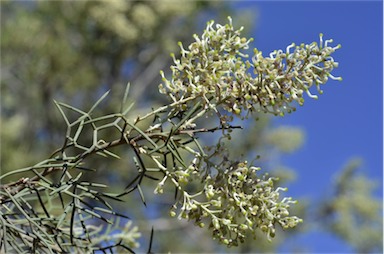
<box><xmin>0</xmin><ymin>90</ymin><xmax>243</xmax><ymax>205</ymax></box>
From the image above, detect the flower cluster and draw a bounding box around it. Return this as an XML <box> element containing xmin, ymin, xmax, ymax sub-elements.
<box><xmin>251</xmin><ymin>35</ymin><xmax>341</xmax><ymax>115</ymax></box>
<box><xmin>159</xmin><ymin>17</ymin><xmax>251</xmax><ymax>115</ymax></box>
<box><xmin>159</xmin><ymin>17</ymin><xmax>341</xmax><ymax>117</ymax></box>
<box><xmin>169</xmin><ymin>161</ymin><xmax>302</xmax><ymax>247</ymax></box>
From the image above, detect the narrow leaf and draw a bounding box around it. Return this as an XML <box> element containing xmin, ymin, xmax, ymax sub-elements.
<box><xmin>89</xmin><ymin>90</ymin><xmax>110</xmax><ymax>114</ymax></box>
<box><xmin>137</xmin><ymin>184</ymin><xmax>146</xmax><ymax>207</ymax></box>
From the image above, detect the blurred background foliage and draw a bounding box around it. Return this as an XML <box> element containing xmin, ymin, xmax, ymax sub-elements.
<box><xmin>0</xmin><ymin>1</ymin><xmax>382</xmax><ymax>253</ymax></box>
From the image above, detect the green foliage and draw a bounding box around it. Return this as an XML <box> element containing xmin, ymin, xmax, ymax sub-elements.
<box><xmin>266</xmin><ymin>126</ymin><xmax>305</xmax><ymax>153</ymax></box>
<box><xmin>0</xmin><ymin>0</ymin><xmax>222</xmax><ymax>171</ymax></box>
<box><xmin>0</xmin><ymin>87</ymin><xmax>141</xmax><ymax>252</ymax></box>
<box><xmin>318</xmin><ymin>159</ymin><xmax>383</xmax><ymax>253</ymax></box>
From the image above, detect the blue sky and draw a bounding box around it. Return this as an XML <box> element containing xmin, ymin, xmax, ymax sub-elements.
<box><xmin>233</xmin><ymin>1</ymin><xmax>382</xmax><ymax>252</ymax></box>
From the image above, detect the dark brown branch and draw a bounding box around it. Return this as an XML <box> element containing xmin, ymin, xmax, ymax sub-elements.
<box><xmin>0</xmin><ymin>124</ymin><xmax>242</xmax><ymax>204</ymax></box>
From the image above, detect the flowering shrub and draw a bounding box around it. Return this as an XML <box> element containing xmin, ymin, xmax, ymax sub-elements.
<box><xmin>155</xmin><ymin>18</ymin><xmax>340</xmax><ymax>246</ymax></box>
<box><xmin>0</xmin><ymin>17</ymin><xmax>340</xmax><ymax>252</ymax></box>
